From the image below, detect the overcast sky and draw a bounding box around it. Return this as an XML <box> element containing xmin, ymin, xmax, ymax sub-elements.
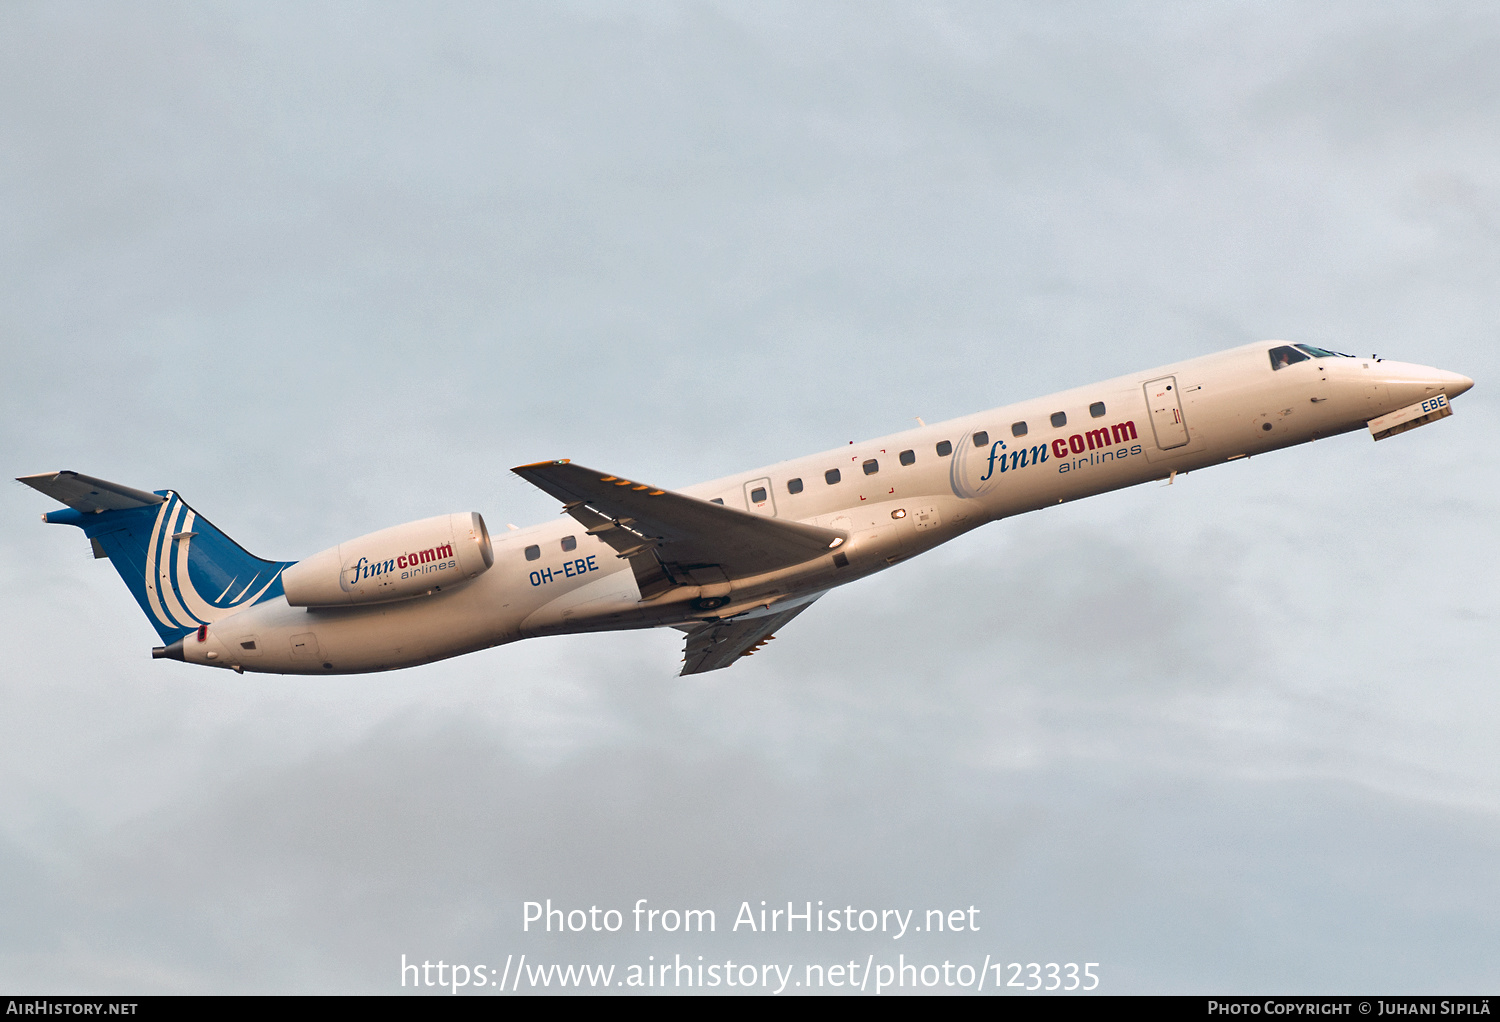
<box><xmin>3</xmin><ymin>0</ymin><xmax>1499</xmax><ymax>994</ymax></box>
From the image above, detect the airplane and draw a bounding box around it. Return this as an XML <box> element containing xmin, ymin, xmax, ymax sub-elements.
<box><xmin>20</xmin><ymin>341</ymin><xmax>1473</xmax><ymax>677</ymax></box>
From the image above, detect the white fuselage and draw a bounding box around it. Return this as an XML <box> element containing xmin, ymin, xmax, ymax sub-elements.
<box><xmin>181</xmin><ymin>343</ymin><xmax>1471</xmax><ymax>674</ymax></box>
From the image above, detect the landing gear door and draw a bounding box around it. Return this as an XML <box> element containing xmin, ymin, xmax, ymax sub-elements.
<box><xmin>1144</xmin><ymin>376</ymin><xmax>1189</xmax><ymax>450</ymax></box>
<box><xmin>743</xmin><ymin>477</ymin><xmax>777</xmax><ymax>517</ymax></box>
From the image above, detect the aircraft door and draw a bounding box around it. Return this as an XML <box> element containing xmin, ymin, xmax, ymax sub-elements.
<box><xmin>743</xmin><ymin>477</ymin><xmax>777</xmax><ymax>517</ymax></box>
<box><xmin>1143</xmin><ymin>376</ymin><xmax>1190</xmax><ymax>450</ymax></box>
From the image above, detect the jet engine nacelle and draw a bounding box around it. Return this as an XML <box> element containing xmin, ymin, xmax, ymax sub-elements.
<box><xmin>282</xmin><ymin>512</ymin><xmax>494</xmax><ymax>607</ymax></box>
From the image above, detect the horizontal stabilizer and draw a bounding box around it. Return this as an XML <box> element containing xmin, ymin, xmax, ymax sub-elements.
<box><xmin>679</xmin><ymin>599</ymin><xmax>819</xmax><ymax>675</ymax></box>
<box><xmin>512</xmin><ymin>460</ymin><xmax>845</xmax><ymax>598</ymax></box>
<box><xmin>17</xmin><ymin>470</ymin><xmax>164</xmax><ymax>513</ymax></box>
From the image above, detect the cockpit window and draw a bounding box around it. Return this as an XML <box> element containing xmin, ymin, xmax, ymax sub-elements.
<box><xmin>1269</xmin><ymin>345</ymin><xmax>1310</xmax><ymax>371</ymax></box>
<box><xmin>1294</xmin><ymin>344</ymin><xmax>1351</xmax><ymax>359</ymax></box>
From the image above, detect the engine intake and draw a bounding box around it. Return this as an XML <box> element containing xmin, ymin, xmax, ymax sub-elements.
<box><xmin>283</xmin><ymin>512</ymin><xmax>493</xmax><ymax>607</ymax></box>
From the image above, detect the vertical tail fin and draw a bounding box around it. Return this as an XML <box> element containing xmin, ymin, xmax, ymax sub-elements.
<box><xmin>19</xmin><ymin>471</ymin><xmax>294</xmax><ymax>644</ymax></box>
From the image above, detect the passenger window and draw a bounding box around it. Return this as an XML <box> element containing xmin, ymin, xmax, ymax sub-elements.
<box><xmin>750</xmin><ymin>486</ymin><xmax>767</xmax><ymax>503</ymax></box>
<box><xmin>972</xmin><ymin>431</ymin><xmax>989</xmax><ymax>447</ymax></box>
<box><xmin>787</xmin><ymin>478</ymin><xmax>804</xmax><ymax>494</ymax></box>
<box><xmin>899</xmin><ymin>449</ymin><xmax>915</xmax><ymax>466</ymax></box>
<box><xmin>1090</xmin><ymin>401</ymin><xmax>1106</xmax><ymax>418</ymax></box>
<box><xmin>1269</xmin><ymin>345</ymin><xmax>1310</xmax><ymax>370</ymax></box>
<box><xmin>1051</xmin><ymin>411</ymin><xmax>1067</xmax><ymax>428</ymax></box>
<box><xmin>862</xmin><ymin>459</ymin><xmax>879</xmax><ymax>475</ymax></box>
<box><xmin>711</xmin><ymin>498</ymin><xmax>724</xmax><ymax>505</ymax></box>
<box><xmin>561</xmin><ymin>536</ymin><xmax>577</xmax><ymax>552</ymax></box>
<box><xmin>936</xmin><ymin>440</ymin><xmax>952</xmax><ymax>457</ymax></box>
<box><xmin>1011</xmin><ymin>421</ymin><xmax>1027</xmax><ymax>437</ymax></box>
<box><xmin>525</xmin><ymin>545</ymin><xmax>540</xmax><ymax>561</ymax></box>
<box><xmin>825</xmin><ymin>468</ymin><xmax>841</xmax><ymax>485</ymax></box>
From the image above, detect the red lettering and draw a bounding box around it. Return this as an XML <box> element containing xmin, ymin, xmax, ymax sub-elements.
<box><xmin>1051</xmin><ymin>439</ymin><xmax>1068</xmax><ymax>459</ymax></box>
<box><xmin>1083</xmin><ymin>427</ymin><xmax>1112</xmax><ymax>450</ymax></box>
<box><xmin>397</xmin><ymin>554</ymin><xmax>407</xmax><ymax>569</ymax></box>
<box><xmin>1068</xmin><ymin>434</ymin><xmax>1085</xmax><ymax>455</ymax></box>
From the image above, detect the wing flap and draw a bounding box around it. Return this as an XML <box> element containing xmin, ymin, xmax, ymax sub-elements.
<box><xmin>679</xmin><ymin>599</ymin><xmax>818</xmax><ymax>676</ymax></box>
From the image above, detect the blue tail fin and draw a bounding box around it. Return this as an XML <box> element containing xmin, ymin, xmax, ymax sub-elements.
<box><xmin>20</xmin><ymin>471</ymin><xmax>295</xmax><ymax>644</ymax></box>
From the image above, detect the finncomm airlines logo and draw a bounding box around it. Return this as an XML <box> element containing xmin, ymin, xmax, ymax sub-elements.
<box><xmin>980</xmin><ymin>420</ymin><xmax>1140</xmax><ymax>481</ymax></box>
<box><xmin>341</xmin><ymin>543</ymin><xmax>455</xmax><ymax>591</ymax></box>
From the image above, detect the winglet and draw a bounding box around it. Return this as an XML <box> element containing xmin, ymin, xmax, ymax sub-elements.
<box><xmin>511</xmin><ymin>458</ymin><xmax>571</xmax><ymax>471</ymax></box>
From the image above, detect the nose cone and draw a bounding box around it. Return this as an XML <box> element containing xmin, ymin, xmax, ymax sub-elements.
<box><xmin>1374</xmin><ymin>362</ymin><xmax>1475</xmax><ymax>408</ymax></box>
<box><xmin>1443</xmin><ymin>371</ymin><xmax>1475</xmax><ymax>399</ymax></box>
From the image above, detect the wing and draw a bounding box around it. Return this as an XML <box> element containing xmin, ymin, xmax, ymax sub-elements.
<box><xmin>677</xmin><ymin>598</ymin><xmax>820</xmax><ymax>676</ymax></box>
<box><xmin>512</xmin><ymin>460</ymin><xmax>845</xmax><ymax>600</ymax></box>
<box><xmin>17</xmin><ymin>471</ymin><xmax>164</xmax><ymax>512</ymax></box>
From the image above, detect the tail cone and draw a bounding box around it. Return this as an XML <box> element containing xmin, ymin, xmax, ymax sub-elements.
<box><xmin>152</xmin><ymin>640</ymin><xmax>184</xmax><ymax>661</ymax></box>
